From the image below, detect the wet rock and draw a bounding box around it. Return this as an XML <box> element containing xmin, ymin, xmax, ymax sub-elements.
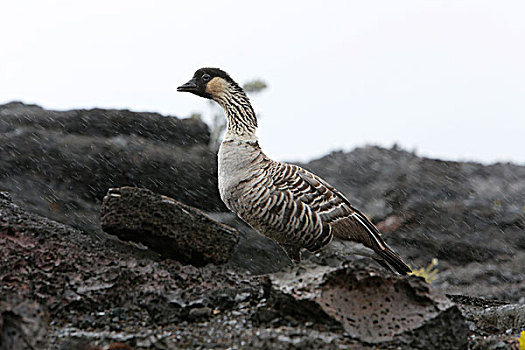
<box><xmin>302</xmin><ymin>146</ymin><xmax>525</xmax><ymax>264</ymax></box>
<box><xmin>188</xmin><ymin>307</ymin><xmax>212</xmax><ymax>321</ymax></box>
<box><xmin>101</xmin><ymin>187</ymin><xmax>239</xmax><ymax>266</ymax></box>
<box><xmin>0</xmin><ymin>179</ymin><xmax>521</xmax><ymax>349</ymax></box>
<box><xmin>451</xmin><ymin>295</ymin><xmax>525</xmax><ymax>333</ymax></box>
<box><xmin>448</xmin><ymin>295</ymin><xmax>524</xmax><ymax>350</ymax></box>
<box><xmin>1</xmin><ymin>189</ymin><xmax>261</xmax><ymax>349</ymax></box>
<box><xmin>0</xmin><ymin>296</ymin><xmax>49</xmax><ymax>350</ymax></box>
<box><xmin>0</xmin><ymin>187</ymin><xmax>91</xmax><ymax>240</ymax></box>
<box><xmin>302</xmin><ymin>146</ymin><xmax>525</xmax><ymax>225</ymax></box>
<box><xmin>0</xmin><ymin>102</ymin><xmax>225</xmax><ymax>232</ymax></box>
<box><xmin>0</xmin><ymin>129</ymin><xmax>223</xmax><ymax>229</ymax></box>
<box><xmin>0</xmin><ymin>101</ymin><xmax>208</xmax><ymax>146</ymax></box>
<box><xmin>2</xmin><ymin>102</ymin><xmax>525</xmax><ymax>348</ymax></box>
<box><xmin>301</xmin><ymin>145</ymin><xmax>525</xmax><ymax>303</ymax></box>
<box><xmin>433</xmin><ymin>252</ymin><xmax>525</xmax><ymax>303</ymax></box>
<box><xmin>206</xmin><ymin>212</ymin><xmax>291</xmax><ymax>274</ymax></box>
<box><xmin>472</xmin><ymin>304</ymin><xmax>525</xmax><ymax>332</ymax></box>
<box><xmin>260</xmin><ymin>263</ymin><xmax>469</xmax><ymax>349</ymax></box>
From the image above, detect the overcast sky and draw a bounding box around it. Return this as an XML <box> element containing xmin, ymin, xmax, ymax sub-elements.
<box><xmin>1</xmin><ymin>0</ymin><xmax>524</xmax><ymax>164</ymax></box>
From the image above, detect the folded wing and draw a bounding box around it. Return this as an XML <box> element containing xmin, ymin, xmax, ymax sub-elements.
<box><xmin>268</xmin><ymin>162</ymin><xmax>411</xmax><ymax>275</ymax></box>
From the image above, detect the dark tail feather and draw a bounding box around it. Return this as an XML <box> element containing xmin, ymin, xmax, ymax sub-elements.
<box><xmin>348</xmin><ymin>207</ymin><xmax>411</xmax><ymax>275</ymax></box>
<box><xmin>373</xmin><ymin>257</ymin><xmax>396</xmax><ymax>274</ymax></box>
<box><xmin>377</xmin><ymin>246</ymin><xmax>412</xmax><ymax>275</ymax></box>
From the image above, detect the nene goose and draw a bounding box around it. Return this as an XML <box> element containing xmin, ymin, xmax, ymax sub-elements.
<box><xmin>178</xmin><ymin>68</ymin><xmax>411</xmax><ymax>274</ymax></box>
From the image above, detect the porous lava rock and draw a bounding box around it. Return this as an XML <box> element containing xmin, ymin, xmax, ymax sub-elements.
<box><xmin>259</xmin><ymin>263</ymin><xmax>469</xmax><ymax>349</ymax></box>
<box><xmin>0</xmin><ymin>296</ymin><xmax>49</xmax><ymax>350</ymax></box>
<box><xmin>100</xmin><ymin>187</ymin><xmax>239</xmax><ymax>266</ymax></box>
<box><xmin>1</xmin><ymin>190</ymin><xmax>522</xmax><ymax>349</ymax></box>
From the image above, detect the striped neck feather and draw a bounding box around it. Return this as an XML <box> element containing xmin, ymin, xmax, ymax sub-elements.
<box><xmin>215</xmin><ymin>83</ymin><xmax>258</xmax><ymax>142</ymax></box>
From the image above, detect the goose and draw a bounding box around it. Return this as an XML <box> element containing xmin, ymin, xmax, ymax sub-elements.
<box><xmin>177</xmin><ymin>68</ymin><xmax>411</xmax><ymax>274</ymax></box>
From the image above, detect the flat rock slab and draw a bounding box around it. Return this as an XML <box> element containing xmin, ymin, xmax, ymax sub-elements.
<box><xmin>101</xmin><ymin>187</ymin><xmax>239</xmax><ymax>266</ymax></box>
<box><xmin>263</xmin><ymin>263</ymin><xmax>469</xmax><ymax>349</ymax></box>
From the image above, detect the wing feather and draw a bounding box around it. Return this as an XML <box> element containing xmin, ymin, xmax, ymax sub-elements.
<box><xmin>234</xmin><ymin>160</ymin><xmax>410</xmax><ymax>274</ymax></box>
<box><xmin>274</xmin><ymin>163</ymin><xmax>410</xmax><ymax>274</ymax></box>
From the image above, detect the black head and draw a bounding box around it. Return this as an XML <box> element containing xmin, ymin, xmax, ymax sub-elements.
<box><xmin>177</xmin><ymin>67</ymin><xmax>236</xmax><ymax>99</ymax></box>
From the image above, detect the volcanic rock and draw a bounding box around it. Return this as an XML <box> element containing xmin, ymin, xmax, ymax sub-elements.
<box><xmin>2</xmin><ymin>191</ymin><xmax>524</xmax><ymax>348</ymax></box>
<box><xmin>0</xmin><ymin>101</ymin><xmax>208</xmax><ymax>146</ymax></box>
<box><xmin>0</xmin><ymin>189</ymin><xmax>260</xmax><ymax>349</ymax></box>
<box><xmin>0</xmin><ymin>296</ymin><xmax>49</xmax><ymax>350</ymax></box>
<box><xmin>448</xmin><ymin>295</ymin><xmax>525</xmax><ymax>349</ymax></box>
<box><xmin>2</xmin><ymin>100</ymin><xmax>525</xmax><ymax>348</ymax></box>
<box><xmin>301</xmin><ymin>146</ymin><xmax>525</xmax><ymax>303</ymax></box>
<box><xmin>259</xmin><ymin>263</ymin><xmax>469</xmax><ymax>349</ymax></box>
<box><xmin>100</xmin><ymin>187</ymin><xmax>239</xmax><ymax>266</ymax></box>
<box><xmin>0</xmin><ymin>102</ymin><xmax>225</xmax><ymax>232</ymax></box>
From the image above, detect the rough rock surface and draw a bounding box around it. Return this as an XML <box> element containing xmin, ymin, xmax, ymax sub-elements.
<box><xmin>300</xmin><ymin>146</ymin><xmax>525</xmax><ymax>304</ymax></box>
<box><xmin>206</xmin><ymin>212</ymin><xmax>292</xmax><ymax>275</ymax></box>
<box><xmin>261</xmin><ymin>263</ymin><xmax>469</xmax><ymax>349</ymax></box>
<box><xmin>0</xmin><ymin>101</ymin><xmax>209</xmax><ymax>146</ymax></box>
<box><xmin>0</xmin><ymin>102</ymin><xmax>225</xmax><ymax>231</ymax></box>
<box><xmin>101</xmin><ymin>187</ymin><xmax>239</xmax><ymax>266</ymax></box>
<box><xmin>2</xmin><ymin>191</ymin><xmax>501</xmax><ymax>349</ymax></box>
<box><xmin>0</xmin><ymin>191</ymin><xmax>258</xmax><ymax>349</ymax></box>
<box><xmin>1</xmin><ymin>100</ymin><xmax>525</xmax><ymax>348</ymax></box>
<box><xmin>448</xmin><ymin>295</ymin><xmax>525</xmax><ymax>349</ymax></box>
<box><xmin>0</xmin><ymin>296</ymin><xmax>49</xmax><ymax>350</ymax></box>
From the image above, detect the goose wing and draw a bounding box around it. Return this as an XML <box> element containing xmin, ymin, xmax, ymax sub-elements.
<box><xmin>269</xmin><ymin>162</ymin><xmax>411</xmax><ymax>274</ymax></box>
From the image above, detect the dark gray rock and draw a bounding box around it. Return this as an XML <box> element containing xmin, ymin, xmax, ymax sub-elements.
<box><xmin>301</xmin><ymin>146</ymin><xmax>525</xmax><ymax>303</ymax></box>
<box><xmin>434</xmin><ymin>252</ymin><xmax>525</xmax><ymax>304</ymax></box>
<box><xmin>206</xmin><ymin>212</ymin><xmax>292</xmax><ymax>274</ymax></box>
<box><xmin>301</xmin><ymin>147</ymin><xmax>525</xmax><ymax>264</ymax></box>
<box><xmin>2</xmin><ymin>191</ymin><xmax>524</xmax><ymax>349</ymax></box>
<box><xmin>471</xmin><ymin>304</ymin><xmax>525</xmax><ymax>333</ymax></box>
<box><xmin>448</xmin><ymin>295</ymin><xmax>524</xmax><ymax>349</ymax></box>
<box><xmin>2</xmin><ymin>101</ymin><xmax>525</xmax><ymax>348</ymax></box>
<box><xmin>0</xmin><ymin>189</ymin><xmax>260</xmax><ymax>349</ymax></box>
<box><xmin>301</xmin><ymin>146</ymin><xmax>525</xmax><ymax>225</ymax></box>
<box><xmin>0</xmin><ymin>102</ymin><xmax>225</xmax><ymax>232</ymax></box>
<box><xmin>451</xmin><ymin>294</ymin><xmax>524</xmax><ymax>333</ymax></box>
<box><xmin>0</xmin><ymin>101</ymin><xmax>209</xmax><ymax>146</ymax></box>
<box><xmin>0</xmin><ymin>296</ymin><xmax>49</xmax><ymax>350</ymax></box>
<box><xmin>100</xmin><ymin>187</ymin><xmax>239</xmax><ymax>266</ymax></box>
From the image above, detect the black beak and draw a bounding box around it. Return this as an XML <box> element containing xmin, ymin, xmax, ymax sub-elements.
<box><xmin>177</xmin><ymin>78</ymin><xmax>197</xmax><ymax>92</ymax></box>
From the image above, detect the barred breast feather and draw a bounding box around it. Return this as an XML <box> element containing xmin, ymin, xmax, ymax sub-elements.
<box><xmin>218</xmin><ymin>140</ymin><xmax>410</xmax><ymax>274</ymax></box>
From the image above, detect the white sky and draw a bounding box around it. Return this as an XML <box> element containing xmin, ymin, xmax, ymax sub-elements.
<box><xmin>1</xmin><ymin>0</ymin><xmax>524</xmax><ymax>164</ymax></box>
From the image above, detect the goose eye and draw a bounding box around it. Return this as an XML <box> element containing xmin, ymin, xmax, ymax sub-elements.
<box><xmin>202</xmin><ymin>74</ymin><xmax>211</xmax><ymax>82</ymax></box>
